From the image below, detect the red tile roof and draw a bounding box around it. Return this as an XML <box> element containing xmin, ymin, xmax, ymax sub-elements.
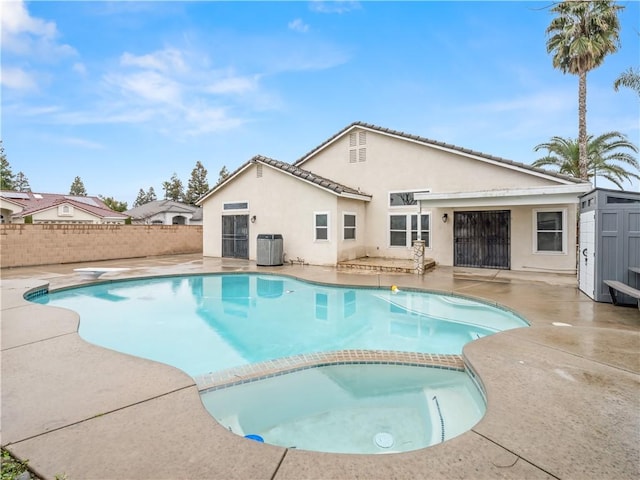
<box><xmin>0</xmin><ymin>191</ymin><xmax>129</xmax><ymax>219</ymax></box>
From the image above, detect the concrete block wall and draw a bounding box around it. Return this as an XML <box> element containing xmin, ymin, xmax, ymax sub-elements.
<box><xmin>0</xmin><ymin>224</ymin><xmax>203</xmax><ymax>268</ymax></box>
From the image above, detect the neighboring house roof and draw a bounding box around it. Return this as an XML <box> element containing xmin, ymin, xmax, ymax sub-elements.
<box><xmin>124</xmin><ymin>200</ymin><xmax>199</xmax><ymax>220</ymax></box>
<box><xmin>294</xmin><ymin>121</ymin><xmax>589</xmax><ymax>185</ymax></box>
<box><xmin>197</xmin><ymin>155</ymin><xmax>372</xmax><ymax>205</ymax></box>
<box><xmin>0</xmin><ymin>191</ymin><xmax>128</xmax><ymax>220</ymax></box>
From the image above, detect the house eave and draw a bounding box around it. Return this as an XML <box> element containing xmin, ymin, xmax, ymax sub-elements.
<box><xmin>415</xmin><ymin>184</ymin><xmax>592</xmax><ymax>208</ymax></box>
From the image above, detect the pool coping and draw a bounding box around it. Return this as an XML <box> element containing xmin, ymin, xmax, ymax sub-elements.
<box><xmin>195</xmin><ymin>350</ymin><xmax>466</xmax><ymax>392</ymax></box>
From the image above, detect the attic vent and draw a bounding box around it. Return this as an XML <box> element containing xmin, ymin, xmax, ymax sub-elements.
<box><xmin>348</xmin><ymin>130</ymin><xmax>367</xmax><ymax>164</ymax></box>
<box><xmin>257</xmin><ymin>164</ymin><xmax>263</xmax><ymax>178</ymax></box>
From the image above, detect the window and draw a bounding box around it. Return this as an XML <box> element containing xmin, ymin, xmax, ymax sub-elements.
<box><xmin>389</xmin><ymin>189</ymin><xmax>430</xmax><ymax>207</ymax></box>
<box><xmin>390</xmin><ymin>214</ymin><xmax>430</xmax><ymax>247</ymax></box>
<box><xmin>315</xmin><ymin>212</ymin><xmax>329</xmax><ymax>241</ymax></box>
<box><xmin>534</xmin><ymin>209</ymin><xmax>565</xmax><ymax>253</ymax></box>
<box><xmin>343</xmin><ymin>213</ymin><xmax>356</xmax><ymax>240</ymax></box>
<box><xmin>223</xmin><ymin>202</ymin><xmax>248</xmax><ymax>210</ymax></box>
<box><xmin>58</xmin><ymin>204</ymin><xmax>73</xmax><ymax>217</ymax></box>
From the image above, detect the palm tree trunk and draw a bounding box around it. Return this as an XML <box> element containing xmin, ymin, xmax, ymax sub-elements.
<box><xmin>578</xmin><ymin>71</ymin><xmax>588</xmax><ymax>180</ymax></box>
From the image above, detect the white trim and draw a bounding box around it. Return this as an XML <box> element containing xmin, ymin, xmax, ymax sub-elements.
<box><xmin>388</xmin><ymin>212</ymin><xmax>431</xmax><ymax>248</ymax></box>
<box><xmin>342</xmin><ymin>211</ymin><xmax>356</xmax><ymax>241</ymax></box>
<box><xmin>222</xmin><ymin>201</ymin><xmax>249</xmax><ymax>211</ymax></box>
<box><xmin>532</xmin><ymin>208</ymin><xmax>567</xmax><ymax>255</ymax></box>
<box><xmin>388</xmin><ymin>188</ymin><xmax>431</xmax><ymax>208</ymax></box>
<box><xmin>314</xmin><ymin>211</ymin><xmax>330</xmax><ymax>242</ymax></box>
<box><xmin>415</xmin><ymin>184</ymin><xmax>591</xmax><ymax>208</ymax></box>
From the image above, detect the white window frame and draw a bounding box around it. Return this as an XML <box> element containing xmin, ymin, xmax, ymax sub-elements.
<box><xmin>388</xmin><ymin>189</ymin><xmax>430</xmax><ymax>208</ymax></box>
<box><xmin>388</xmin><ymin>213</ymin><xmax>430</xmax><ymax>248</ymax></box>
<box><xmin>58</xmin><ymin>204</ymin><xmax>73</xmax><ymax>217</ymax></box>
<box><xmin>343</xmin><ymin>212</ymin><xmax>356</xmax><ymax>241</ymax></box>
<box><xmin>314</xmin><ymin>211</ymin><xmax>330</xmax><ymax>242</ymax></box>
<box><xmin>532</xmin><ymin>208</ymin><xmax>567</xmax><ymax>254</ymax></box>
<box><xmin>223</xmin><ymin>201</ymin><xmax>249</xmax><ymax>211</ymax></box>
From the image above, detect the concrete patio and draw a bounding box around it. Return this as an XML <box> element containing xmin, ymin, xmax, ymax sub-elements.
<box><xmin>1</xmin><ymin>253</ymin><xmax>638</xmax><ymax>479</ymax></box>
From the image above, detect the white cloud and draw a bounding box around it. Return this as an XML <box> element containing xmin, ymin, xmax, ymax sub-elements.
<box><xmin>105</xmin><ymin>70</ymin><xmax>183</xmax><ymax>105</ymax></box>
<box><xmin>205</xmin><ymin>75</ymin><xmax>259</xmax><ymax>95</ymax></box>
<box><xmin>309</xmin><ymin>1</ymin><xmax>361</xmax><ymax>14</ymax></box>
<box><xmin>288</xmin><ymin>18</ymin><xmax>309</xmax><ymax>33</ymax></box>
<box><xmin>0</xmin><ymin>0</ymin><xmax>76</xmax><ymax>58</ymax></box>
<box><xmin>120</xmin><ymin>49</ymin><xmax>188</xmax><ymax>74</ymax></box>
<box><xmin>0</xmin><ymin>66</ymin><xmax>37</xmax><ymax>91</ymax></box>
<box><xmin>58</xmin><ymin>137</ymin><xmax>104</xmax><ymax>149</ymax></box>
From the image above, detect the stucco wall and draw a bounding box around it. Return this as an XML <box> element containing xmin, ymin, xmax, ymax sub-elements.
<box><xmin>0</xmin><ymin>224</ymin><xmax>203</xmax><ymax>268</ymax></box>
<box><xmin>202</xmin><ymin>162</ymin><xmax>345</xmax><ymax>266</ymax></box>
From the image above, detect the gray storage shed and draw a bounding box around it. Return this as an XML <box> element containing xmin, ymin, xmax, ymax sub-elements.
<box><xmin>578</xmin><ymin>188</ymin><xmax>640</xmax><ymax>305</ymax></box>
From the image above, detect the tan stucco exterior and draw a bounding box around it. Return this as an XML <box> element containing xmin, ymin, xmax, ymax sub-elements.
<box><xmin>202</xmin><ymin>162</ymin><xmax>368</xmax><ymax>266</ymax></box>
<box><xmin>201</xmin><ymin>124</ymin><xmax>589</xmax><ymax>273</ymax></box>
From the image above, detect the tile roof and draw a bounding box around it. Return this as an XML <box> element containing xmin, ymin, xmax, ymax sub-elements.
<box><xmin>0</xmin><ymin>191</ymin><xmax>128</xmax><ymax>219</ymax></box>
<box><xmin>253</xmin><ymin>155</ymin><xmax>371</xmax><ymax>198</ymax></box>
<box><xmin>124</xmin><ymin>200</ymin><xmax>199</xmax><ymax>220</ymax></box>
<box><xmin>198</xmin><ymin>155</ymin><xmax>371</xmax><ymax>204</ymax></box>
<box><xmin>294</xmin><ymin>121</ymin><xmax>588</xmax><ymax>184</ymax></box>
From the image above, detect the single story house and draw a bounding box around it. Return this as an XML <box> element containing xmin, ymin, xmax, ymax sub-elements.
<box><xmin>0</xmin><ymin>191</ymin><xmax>128</xmax><ymax>224</ymax></box>
<box><xmin>124</xmin><ymin>200</ymin><xmax>202</xmax><ymax>225</ymax></box>
<box><xmin>198</xmin><ymin>122</ymin><xmax>592</xmax><ymax>274</ymax></box>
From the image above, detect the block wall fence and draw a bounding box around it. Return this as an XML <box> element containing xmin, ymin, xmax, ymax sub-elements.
<box><xmin>0</xmin><ymin>224</ymin><xmax>203</xmax><ymax>268</ymax></box>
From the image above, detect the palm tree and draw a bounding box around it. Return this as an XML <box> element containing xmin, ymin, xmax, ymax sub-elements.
<box><xmin>533</xmin><ymin>132</ymin><xmax>639</xmax><ymax>190</ymax></box>
<box><xmin>614</xmin><ymin>67</ymin><xmax>640</xmax><ymax>96</ymax></box>
<box><xmin>546</xmin><ymin>1</ymin><xmax>623</xmax><ymax>180</ymax></box>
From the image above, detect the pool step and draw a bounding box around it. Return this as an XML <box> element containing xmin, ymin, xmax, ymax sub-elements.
<box><xmin>337</xmin><ymin>257</ymin><xmax>436</xmax><ymax>274</ymax></box>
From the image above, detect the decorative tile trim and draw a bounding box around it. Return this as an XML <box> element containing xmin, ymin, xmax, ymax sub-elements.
<box><xmin>24</xmin><ymin>287</ymin><xmax>49</xmax><ymax>300</ymax></box>
<box><xmin>196</xmin><ymin>350</ymin><xmax>465</xmax><ymax>393</ymax></box>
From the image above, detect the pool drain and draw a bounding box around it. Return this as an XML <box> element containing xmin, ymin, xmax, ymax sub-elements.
<box><xmin>374</xmin><ymin>432</ymin><xmax>394</xmax><ymax>449</ymax></box>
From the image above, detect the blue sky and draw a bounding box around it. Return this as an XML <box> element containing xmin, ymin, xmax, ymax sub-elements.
<box><xmin>2</xmin><ymin>0</ymin><xmax>639</xmax><ymax>207</ymax></box>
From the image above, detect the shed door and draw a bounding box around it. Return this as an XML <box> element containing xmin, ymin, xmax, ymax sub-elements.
<box><xmin>454</xmin><ymin>211</ymin><xmax>510</xmax><ymax>269</ymax></box>
<box><xmin>222</xmin><ymin>215</ymin><xmax>249</xmax><ymax>259</ymax></box>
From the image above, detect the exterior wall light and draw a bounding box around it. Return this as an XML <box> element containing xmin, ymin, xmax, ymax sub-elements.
<box><xmin>442</xmin><ymin>213</ymin><xmax>448</xmax><ymax>223</ymax></box>
<box><xmin>251</xmin><ymin>215</ymin><xmax>257</xmax><ymax>223</ymax></box>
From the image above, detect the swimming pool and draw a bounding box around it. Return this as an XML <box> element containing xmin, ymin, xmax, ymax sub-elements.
<box><xmin>31</xmin><ymin>273</ymin><xmax>527</xmax><ymax>453</ymax></box>
<box><xmin>32</xmin><ymin>273</ymin><xmax>527</xmax><ymax>377</ymax></box>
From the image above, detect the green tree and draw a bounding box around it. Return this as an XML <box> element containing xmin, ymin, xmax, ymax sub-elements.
<box><xmin>99</xmin><ymin>195</ymin><xmax>128</xmax><ymax>212</ymax></box>
<box><xmin>533</xmin><ymin>132</ymin><xmax>639</xmax><ymax>190</ymax></box>
<box><xmin>134</xmin><ymin>188</ymin><xmax>147</xmax><ymax>207</ymax></box>
<box><xmin>133</xmin><ymin>186</ymin><xmax>158</xmax><ymax>207</ymax></box>
<box><xmin>162</xmin><ymin>173</ymin><xmax>184</xmax><ymax>202</ymax></box>
<box><xmin>217</xmin><ymin>165</ymin><xmax>230</xmax><ymax>185</ymax></box>
<box><xmin>614</xmin><ymin>67</ymin><xmax>640</xmax><ymax>96</ymax></box>
<box><xmin>14</xmin><ymin>172</ymin><xmax>31</xmax><ymax>192</ymax></box>
<box><xmin>184</xmin><ymin>161</ymin><xmax>210</xmax><ymax>204</ymax></box>
<box><xmin>69</xmin><ymin>176</ymin><xmax>87</xmax><ymax>196</ymax></box>
<box><xmin>545</xmin><ymin>0</ymin><xmax>623</xmax><ymax>180</ymax></box>
<box><xmin>146</xmin><ymin>186</ymin><xmax>157</xmax><ymax>202</ymax></box>
<box><xmin>1</xmin><ymin>141</ymin><xmax>15</xmax><ymax>190</ymax></box>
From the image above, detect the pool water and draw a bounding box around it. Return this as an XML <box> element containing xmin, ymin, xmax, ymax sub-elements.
<box><xmin>32</xmin><ymin>273</ymin><xmax>527</xmax><ymax>454</ymax></box>
<box><xmin>32</xmin><ymin>274</ymin><xmax>527</xmax><ymax>377</ymax></box>
<box><xmin>201</xmin><ymin>364</ymin><xmax>485</xmax><ymax>454</ymax></box>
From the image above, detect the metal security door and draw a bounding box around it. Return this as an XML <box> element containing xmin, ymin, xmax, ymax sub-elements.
<box><xmin>222</xmin><ymin>215</ymin><xmax>249</xmax><ymax>259</ymax></box>
<box><xmin>454</xmin><ymin>211</ymin><xmax>510</xmax><ymax>269</ymax></box>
